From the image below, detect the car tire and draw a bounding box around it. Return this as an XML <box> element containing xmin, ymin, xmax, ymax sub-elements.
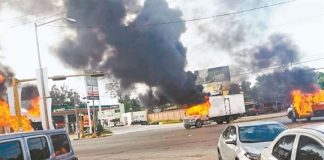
<box><xmin>218</xmin><ymin>148</ymin><xmax>222</xmax><ymax>160</ymax></box>
<box><xmin>306</xmin><ymin>117</ymin><xmax>311</xmax><ymax>122</ymax></box>
<box><xmin>195</xmin><ymin>120</ymin><xmax>203</xmax><ymax>128</ymax></box>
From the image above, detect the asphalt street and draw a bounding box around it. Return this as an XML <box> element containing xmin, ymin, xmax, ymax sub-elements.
<box><xmin>72</xmin><ymin>116</ymin><xmax>324</xmax><ymax>160</ymax></box>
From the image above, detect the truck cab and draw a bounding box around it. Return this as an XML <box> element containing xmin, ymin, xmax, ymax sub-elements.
<box><xmin>183</xmin><ymin>115</ymin><xmax>209</xmax><ymax>129</ymax></box>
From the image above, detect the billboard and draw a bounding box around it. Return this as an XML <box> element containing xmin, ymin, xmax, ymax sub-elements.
<box><xmin>85</xmin><ymin>76</ymin><xmax>100</xmax><ymax>100</ymax></box>
<box><xmin>194</xmin><ymin>66</ymin><xmax>231</xmax><ymax>95</ymax></box>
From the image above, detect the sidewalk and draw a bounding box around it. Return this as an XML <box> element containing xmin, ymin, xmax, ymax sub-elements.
<box><xmin>235</xmin><ymin>112</ymin><xmax>286</xmax><ymax>123</ymax></box>
<box><xmin>109</xmin><ymin>123</ymin><xmax>183</xmax><ymax>135</ymax></box>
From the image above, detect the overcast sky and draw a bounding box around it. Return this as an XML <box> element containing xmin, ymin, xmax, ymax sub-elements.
<box><xmin>0</xmin><ymin>0</ymin><xmax>323</xmax><ymax>104</ymax></box>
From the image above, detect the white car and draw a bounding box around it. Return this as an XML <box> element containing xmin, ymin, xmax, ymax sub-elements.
<box><xmin>261</xmin><ymin>124</ymin><xmax>324</xmax><ymax>160</ymax></box>
<box><xmin>217</xmin><ymin>121</ymin><xmax>287</xmax><ymax>160</ymax></box>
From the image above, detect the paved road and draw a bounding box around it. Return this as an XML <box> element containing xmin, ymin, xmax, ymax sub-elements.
<box><xmin>72</xmin><ymin>116</ymin><xmax>324</xmax><ymax>160</ymax></box>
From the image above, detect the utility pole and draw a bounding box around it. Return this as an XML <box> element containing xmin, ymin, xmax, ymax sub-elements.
<box><xmin>91</xmin><ymin>85</ymin><xmax>97</xmax><ymax>135</ymax></box>
<box><xmin>73</xmin><ymin>92</ymin><xmax>80</xmax><ymax>139</ymax></box>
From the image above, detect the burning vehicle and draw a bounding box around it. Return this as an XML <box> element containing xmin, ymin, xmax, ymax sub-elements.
<box><xmin>183</xmin><ymin>94</ymin><xmax>245</xmax><ymax>129</ymax></box>
<box><xmin>288</xmin><ymin>89</ymin><xmax>324</xmax><ymax>122</ymax></box>
<box><xmin>0</xmin><ymin>73</ymin><xmax>41</xmax><ymax>133</ymax></box>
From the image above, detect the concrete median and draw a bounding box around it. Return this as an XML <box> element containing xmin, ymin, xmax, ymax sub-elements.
<box><xmin>234</xmin><ymin>112</ymin><xmax>286</xmax><ymax>123</ymax></box>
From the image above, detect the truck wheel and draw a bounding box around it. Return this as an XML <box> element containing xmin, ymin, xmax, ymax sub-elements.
<box><xmin>196</xmin><ymin>120</ymin><xmax>203</xmax><ymax>128</ymax></box>
<box><xmin>225</xmin><ymin>116</ymin><xmax>234</xmax><ymax>123</ymax></box>
<box><xmin>216</xmin><ymin>120</ymin><xmax>223</xmax><ymax>124</ymax></box>
<box><xmin>291</xmin><ymin>116</ymin><xmax>297</xmax><ymax>123</ymax></box>
<box><xmin>306</xmin><ymin>117</ymin><xmax>311</xmax><ymax>122</ymax></box>
<box><xmin>184</xmin><ymin>125</ymin><xmax>191</xmax><ymax>129</ymax></box>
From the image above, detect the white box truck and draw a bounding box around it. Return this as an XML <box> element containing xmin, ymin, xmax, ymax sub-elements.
<box><xmin>183</xmin><ymin>94</ymin><xmax>245</xmax><ymax>129</ymax></box>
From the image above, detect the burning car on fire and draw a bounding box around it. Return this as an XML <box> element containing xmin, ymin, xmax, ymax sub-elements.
<box><xmin>288</xmin><ymin>89</ymin><xmax>324</xmax><ymax>122</ymax></box>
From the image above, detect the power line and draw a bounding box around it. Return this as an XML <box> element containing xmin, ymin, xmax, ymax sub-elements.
<box><xmin>3</xmin><ymin>0</ymin><xmax>297</xmax><ymax>31</ymax></box>
<box><xmin>133</xmin><ymin>0</ymin><xmax>297</xmax><ymax>27</ymax></box>
<box><xmin>230</xmin><ymin>57</ymin><xmax>324</xmax><ymax>78</ymax></box>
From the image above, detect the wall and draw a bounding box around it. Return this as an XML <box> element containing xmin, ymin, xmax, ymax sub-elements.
<box><xmin>148</xmin><ymin>109</ymin><xmax>185</xmax><ymax>122</ymax></box>
<box><xmin>121</xmin><ymin>110</ymin><xmax>148</xmax><ymax>126</ymax></box>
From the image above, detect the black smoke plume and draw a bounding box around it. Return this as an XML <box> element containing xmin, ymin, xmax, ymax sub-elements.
<box><xmin>21</xmin><ymin>85</ymin><xmax>39</xmax><ymax>101</ymax></box>
<box><xmin>196</xmin><ymin>0</ymin><xmax>268</xmax><ymax>52</ymax></box>
<box><xmin>54</xmin><ymin>0</ymin><xmax>205</xmax><ymax>105</ymax></box>
<box><xmin>252</xmin><ymin>67</ymin><xmax>317</xmax><ymax>104</ymax></box>
<box><xmin>0</xmin><ymin>63</ymin><xmax>14</xmax><ymax>99</ymax></box>
<box><xmin>236</xmin><ymin>33</ymin><xmax>300</xmax><ymax>71</ymax></box>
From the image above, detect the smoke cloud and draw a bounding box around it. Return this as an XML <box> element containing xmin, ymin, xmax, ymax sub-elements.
<box><xmin>0</xmin><ymin>63</ymin><xmax>14</xmax><ymax>99</ymax></box>
<box><xmin>252</xmin><ymin>67</ymin><xmax>317</xmax><ymax>103</ymax></box>
<box><xmin>0</xmin><ymin>0</ymin><xmax>61</xmax><ymax>17</ymax></box>
<box><xmin>21</xmin><ymin>85</ymin><xmax>39</xmax><ymax>101</ymax></box>
<box><xmin>196</xmin><ymin>0</ymin><xmax>268</xmax><ymax>52</ymax></box>
<box><xmin>236</xmin><ymin>33</ymin><xmax>300</xmax><ymax>71</ymax></box>
<box><xmin>53</xmin><ymin>0</ymin><xmax>205</xmax><ymax>105</ymax></box>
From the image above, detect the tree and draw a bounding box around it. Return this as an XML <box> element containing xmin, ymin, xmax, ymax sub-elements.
<box><xmin>118</xmin><ymin>95</ymin><xmax>142</xmax><ymax>112</ymax></box>
<box><xmin>50</xmin><ymin>85</ymin><xmax>81</xmax><ymax>106</ymax></box>
<box><xmin>104</xmin><ymin>79</ymin><xmax>122</xmax><ymax>98</ymax></box>
<box><xmin>228</xmin><ymin>83</ymin><xmax>241</xmax><ymax>95</ymax></box>
<box><xmin>317</xmin><ymin>72</ymin><xmax>324</xmax><ymax>89</ymax></box>
<box><xmin>241</xmin><ymin>81</ymin><xmax>252</xmax><ymax>100</ymax></box>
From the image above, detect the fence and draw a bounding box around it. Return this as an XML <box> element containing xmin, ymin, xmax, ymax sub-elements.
<box><xmin>148</xmin><ymin>109</ymin><xmax>185</xmax><ymax>122</ymax></box>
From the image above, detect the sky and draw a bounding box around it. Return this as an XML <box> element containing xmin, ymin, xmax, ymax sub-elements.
<box><xmin>0</xmin><ymin>0</ymin><xmax>323</xmax><ymax>105</ymax></box>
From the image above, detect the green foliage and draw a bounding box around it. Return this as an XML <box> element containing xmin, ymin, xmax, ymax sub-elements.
<box><xmin>96</xmin><ymin>123</ymin><xmax>104</xmax><ymax>133</ymax></box>
<box><xmin>50</xmin><ymin>85</ymin><xmax>81</xmax><ymax>106</ymax></box>
<box><xmin>241</xmin><ymin>81</ymin><xmax>252</xmax><ymax>100</ymax></box>
<box><xmin>118</xmin><ymin>95</ymin><xmax>142</xmax><ymax>112</ymax></box>
<box><xmin>317</xmin><ymin>72</ymin><xmax>324</xmax><ymax>89</ymax></box>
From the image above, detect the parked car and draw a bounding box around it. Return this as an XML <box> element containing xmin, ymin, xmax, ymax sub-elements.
<box><xmin>245</xmin><ymin>108</ymin><xmax>260</xmax><ymax>116</ymax></box>
<box><xmin>217</xmin><ymin>121</ymin><xmax>287</xmax><ymax>160</ymax></box>
<box><xmin>0</xmin><ymin>129</ymin><xmax>77</xmax><ymax>160</ymax></box>
<box><xmin>131</xmin><ymin>120</ymin><xmax>148</xmax><ymax>125</ymax></box>
<box><xmin>261</xmin><ymin>124</ymin><xmax>324</xmax><ymax>160</ymax></box>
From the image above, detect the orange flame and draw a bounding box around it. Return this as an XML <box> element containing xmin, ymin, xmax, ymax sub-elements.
<box><xmin>0</xmin><ymin>99</ymin><xmax>33</xmax><ymax>132</ymax></box>
<box><xmin>0</xmin><ymin>99</ymin><xmax>11</xmax><ymax>127</ymax></box>
<box><xmin>185</xmin><ymin>97</ymin><xmax>211</xmax><ymax>116</ymax></box>
<box><xmin>27</xmin><ymin>96</ymin><xmax>40</xmax><ymax>117</ymax></box>
<box><xmin>291</xmin><ymin>89</ymin><xmax>324</xmax><ymax>117</ymax></box>
<box><xmin>0</xmin><ymin>74</ymin><xmax>4</xmax><ymax>84</ymax></box>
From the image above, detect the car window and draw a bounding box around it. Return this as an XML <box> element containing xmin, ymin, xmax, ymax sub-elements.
<box><xmin>27</xmin><ymin>136</ymin><xmax>50</xmax><ymax>160</ymax></box>
<box><xmin>222</xmin><ymin>127</ymin><xmax>231</xmax><ymax>139</ymax></box>
<box><xmin>0</xmin><ymin>140</ymin><xmax>24</xmax><ymax>160</ymax></box>
<box><xmin>272</xmin><ymin>135</ymin><xmax>295</xmax><ymax>160</ymax></box>
<box><xmin>228</xmin><ymin>126</ymin><xmax>237</xmax><ymax>141</ymax></box>
<box><xmin>296</xmin><ymin>135</ymin><xmax>324</xmax><ymax>160</ymax></box>
<box><xmin>239</xmin><ymin>124</ymin><xmax>286</xmax><ymax>143</ymax></box>
<box><xmin>51</xmin><ymin>134</ymin><xmax>71</xmax><ymax>157</ymax></box>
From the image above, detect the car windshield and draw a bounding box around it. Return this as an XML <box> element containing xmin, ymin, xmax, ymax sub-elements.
<box><xmin>239</xmin><ymin>124</ymin><xmax>286</xmax><ymax>143</ymax></box>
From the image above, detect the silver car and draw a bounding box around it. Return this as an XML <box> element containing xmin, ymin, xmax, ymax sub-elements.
<box><xmin>217</xmin><ymin>121</ymin><xmax>287</xmax><ymax>160</ymax></box>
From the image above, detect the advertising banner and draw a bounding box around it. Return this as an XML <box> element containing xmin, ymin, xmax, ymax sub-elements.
<box><xmin>194</xmin><ymin>66</ymin><xmax>231</xmax><ymax>95</ymax></box>
<box><xmin>85</xmin><ymin>76</ymin><xmax>100</xmax><ymax>100</ymax></box>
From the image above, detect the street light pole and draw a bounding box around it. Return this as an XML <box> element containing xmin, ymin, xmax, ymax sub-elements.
<box><xmin>34</xmin><ymin>23</ymin><xmax>50</xmax><ymax>130</ymax></box>
<box><xmin>91</xmin><ymin>85</ymin><xmax>97</xmax><ymax>135</ymax></box>
<box><xmin>34</xmin><ymin>18</ymin><xmax>76</xmax><ymax>130</ymax></box>
<box><xmin>73</xmin><ymin>92</ymin><xmax>80</xmax><ymax>139</ymax></box>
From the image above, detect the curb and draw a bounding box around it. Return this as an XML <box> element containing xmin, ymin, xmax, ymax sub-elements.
<box><xmin>234</xmin><ymin>113</ymin><xmax>286</xmax><ymax>123</ymax></box>
<box><xmin>72</xmin><ymin>133</ymin><xmax>113</xmax><ymax>140</ymax></box>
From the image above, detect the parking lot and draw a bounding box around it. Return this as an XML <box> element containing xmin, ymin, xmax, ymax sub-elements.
<box><xmin>72</xmin><ymin>116</ymin><xmax>324</xmax><ymax>160</ymax></box>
